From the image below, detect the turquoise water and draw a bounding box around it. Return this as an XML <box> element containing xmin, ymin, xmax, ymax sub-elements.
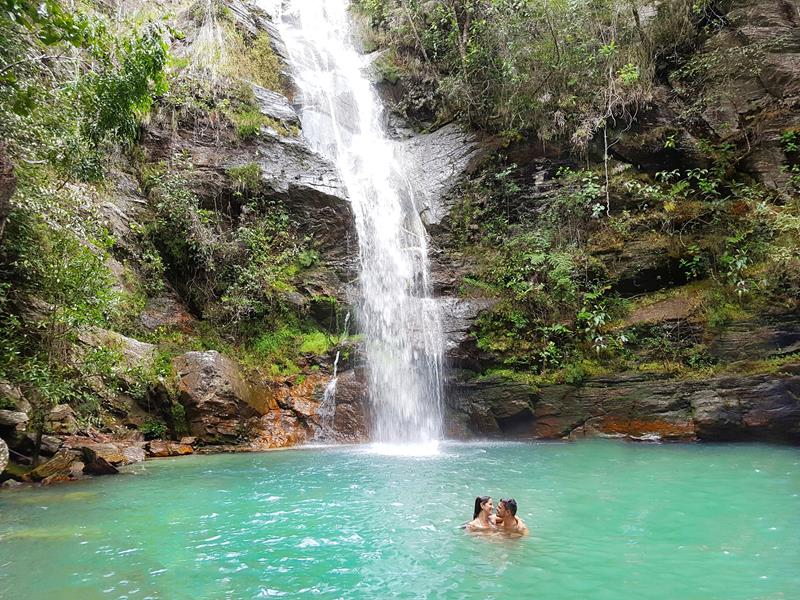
<box><xmin>1</xmin><ymin>441</ymin><xmax>798</xmax><ymax>599</ymax></box>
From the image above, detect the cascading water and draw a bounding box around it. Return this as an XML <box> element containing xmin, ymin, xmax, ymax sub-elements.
<box><xmin>275</xmin><ymin>0</ymin><xmax>445</xmax><ymax>447</ymax></box>
<box><xmin>315</xmin><ymin>312</ymin><xmax>350</xmax><ymax>441</ymax></box>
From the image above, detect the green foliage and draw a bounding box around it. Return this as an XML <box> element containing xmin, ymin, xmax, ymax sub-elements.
<box><xmin>141</xmin><ymin>418</ymin><xmax>167</xmax><ymax>440</ymax></box>
<box><xmin>1</xmin><ymin>2</ymin><xmax>171</xmax><ymax>182</ymax></box>
<box><xmin>226</xmin><ymin>163</ymin><xmax>263</xmax><ymax>196</ymax></box>
<box><xmin>354</xmin><ymin>0</ymin><xmax>669</xmax><ymax>143</ymax></box>
<box><xmin>0</xmin><ymin>209</ymin><xmax>122</xmax><ymax>448</ymax></box>
<box><xmin>298</xmin><ymin>331</ymin><xmax>333</xmax><ymax>355</ymax></box>
<box><xmin>229</xmin><ymin>106</ymin><xmax>265</xmax><ymax>139</ymax></box>
<box><xmin>227</xmin><ymin>106</ymin><xmax>298</xmax><ymax>139</ymax></box>
<box><xmin>224</xmin><ymin>31</ymin><xmax>284</xmax><ymax>93</ymax></box>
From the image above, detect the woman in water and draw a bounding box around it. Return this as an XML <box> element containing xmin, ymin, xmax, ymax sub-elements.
<box><xmin>465</xmin><ymin>496</ymin><xmax>496</xmax><ymax>531</ymax></box>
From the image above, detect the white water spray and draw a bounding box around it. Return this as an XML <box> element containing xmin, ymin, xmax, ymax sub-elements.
<box><xmin>276</xmin><ymin>1</ymin><xmax>445</xmax><ymax>445</ymax></box>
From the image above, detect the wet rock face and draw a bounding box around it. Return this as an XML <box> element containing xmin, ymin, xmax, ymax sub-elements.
<box><xmin>173</xmin><ymin>351</ymin><xmax>261</xmax><ymax>444</ymax></box>
<box><xmin>452</xmin><ymin>368</ymin><xmax>800</xmax><ymax>443</ymax></box>
<box><xmin>708</xmin><ymin>316</ymin><xmax>800</xmax><ymax>362</ymax></box>
<box><xmin>398</xmin><ymin>123</ymin><xmax>487</xmax><ymax>230</ymax></box>
<box><xmin>446</xmin><ymin>376</ymin><xmax>538</xmax><ymax>438</ymax></box>
<box><xmin>328</xmin><ymin>369</ymin><xmax>369</xmax><ymax>443</ymax></box>
<box><xmin>438</xmin><ymin>298</ymin><xmax>498</xmax><ymax>369</ymax></box>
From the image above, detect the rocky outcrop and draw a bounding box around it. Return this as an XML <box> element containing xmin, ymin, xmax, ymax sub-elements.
<box><xmin>328</xmin><ymin>368</ymin><xmax>369</xmax><ymax>442</ymax></box>
<box><xmin>173</xmin><ymin>351</ymin><xmax>261</xmax><ymax>443</ymax></box>
<box><xmin>615</xmin><ymin>0</ymin><xmax>800</xmax><ymax>190</ymax></box>
<box><xmin>446</xmin><ymin>375</ymin><xmax>538</xmax><ymax>438</ymax></box>
<box><xmin>45</xmin><ymin>404</ymin><xmax>78</xmax><ymax>436</ymax></box>
<box><xmin>140</xmin><ymin>291</ymin><xmax>197</xmax><ymax>332</ymax></box>
<box><xmin>24</xmin><ymin>449</ymin><xmax>85</xmax><ymax>484</ymax></box>
<box><xmin>0</xmin><ymin>380</ymin><xmax>27</xmax><ymax>412</ymax></box>
<box><xmin>451</xmin><ymin>367</ymin><xmax>800</xmax><ymax>443</ymax></box>
<box><xmin>145</xmin><ymin>440</ymin><xmax>193</xmax><ymax>457</ymax></box>
<box><xmin>438</xmin><ymin>297</ymin><xmax>497</xmax><ymax>369</ymax></box>
<box><xmin>399</xmin><ymin>123</ymin><xmax>487</xmax><ymax>229</ymax></box>
<box><xmin>0</xmin><ymin>409</ymin><xmax>28</xmax><ymax>431</ymax></box>
<box><xmin>708</xmin><ymin>316</ymin><xmax>800</xmax><ymax>362</ymax></box>
<box><xmin>142</xmin><ymin>91</ymin><xmax>355</xmax><ymax>273</ymax></box>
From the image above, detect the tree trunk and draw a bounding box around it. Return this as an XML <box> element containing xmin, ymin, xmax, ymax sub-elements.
<box><xmin>0</xmin><ymin>143</ymin><xmax>16</xmax><ymax>242</ymax></box>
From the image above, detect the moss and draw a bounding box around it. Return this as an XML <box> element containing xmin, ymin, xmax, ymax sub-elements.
<box><xmin>478</xmin><ymin>359</ymin><xmax>609</xmax><ymax>387</ymax></box>
<box><xmin>4</xmin><ymin>461</ymin><xmax>33</xmax><ymax>480</ymax></box>
<box><xmin>298</xmin><ymin>330</ymin><xmax>332</xmax><ymax>355</ymax></box>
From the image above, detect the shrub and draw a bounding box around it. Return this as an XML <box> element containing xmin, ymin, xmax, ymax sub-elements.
<box><xmin>141</xmin><ymin>418</ymin><xmax>167</xmax><ymax>440</ymax></box>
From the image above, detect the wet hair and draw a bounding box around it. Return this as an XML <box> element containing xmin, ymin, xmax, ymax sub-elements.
<box><xmin>500</xmin><ymin>498</ymin><xmax>518</xmax><ymax>516</ymax></box>
<box><xmin>473</xmin><ymin>496</ymin><xmax>490</xmax><ymax>519</ymax></box>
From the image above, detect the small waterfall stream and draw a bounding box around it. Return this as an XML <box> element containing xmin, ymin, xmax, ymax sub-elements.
<box><xmin>275</xmin><ymin>0</ymin><xmax>445</xmax><ymax>447</ymax></box>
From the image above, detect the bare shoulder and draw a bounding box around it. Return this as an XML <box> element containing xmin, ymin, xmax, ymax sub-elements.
<box><xmin>516</xmin><ymin>518</ymin><xmax>530</xmax><ymax>534</ymax></box>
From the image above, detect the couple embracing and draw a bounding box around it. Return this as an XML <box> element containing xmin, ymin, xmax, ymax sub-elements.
<box><xmin>466</xmin><ymin>496</ymin><xmax>529</xmax><ymax>535</ymax></box>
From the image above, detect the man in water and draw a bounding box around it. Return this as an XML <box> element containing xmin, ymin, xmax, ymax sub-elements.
<box><xmin>495</xmin><ymin>498</ymin><xmax>529</xmax><ymax>535</ymax></box>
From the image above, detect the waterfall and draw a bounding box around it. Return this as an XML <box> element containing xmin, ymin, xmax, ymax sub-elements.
<box><xmin>275</xmin><ymin>0</ymin><xmax>445</xmax><ymax>446</ymax></box>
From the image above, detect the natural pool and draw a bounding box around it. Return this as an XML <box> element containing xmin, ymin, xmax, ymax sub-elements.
<box><xmin>1</xmin><ymin>441</ymin><xmax>798</xmax><ymax>599</ymax></box>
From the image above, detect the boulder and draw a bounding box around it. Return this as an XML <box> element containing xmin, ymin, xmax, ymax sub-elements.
<box><xmin>0</xmin><ymin>409</ymin><xmax>28</xmax><ymax>431</ymax></box>
<box><xmin>329</xmin><ymin>369</ymin><xmax>369</xmax><ymax>442</ymax></box>
<box><xmin>25</xmin><ymin>449</ymin><xmax>83</xmax><ymax>483</ymax></box>
<box><xmin>172</xmin><ymin>351</ymin><xmax>261</xmax><ymax>443</ymax></box>
<box><xmin>8</xmin><ymin>432</ymin><xmax>62</xmax><ymax>458</ymax></box>
<box><xmin>0</xmin><ymin>380</ymin><xmax>28</xmax><ymax>412</ymax></box>
<box><xmin>0</xmin><ymin>437</ymin><xmax>8</xmax><ymax>474</ymax></box>
<box><xmin>140</xmin><ymin>291</ymin><xmax>197</xmax><ymax>332</ymax></box>
<box><xmin>145</xmin><ymin>440</ymin><xmax>193</xmax><ymax>457</ymax></box>
<box><xmin>46</xmin><ymin>404</ymin><xmax>78</xmax><ymax>435</ymax></box>
<box><xmin>76</xmin><ymin>328</ymin><xmax>157</xmax><ymax>386</ymax></box>
<box><xmin>122</xmin><ymin>445</ymin><xmax>147</xmax><ymax>464</ymax></box>
<box><xmin>80</xmin><ymin>447</ymin><xmax>120</xmax><ymax>475</ymax></box>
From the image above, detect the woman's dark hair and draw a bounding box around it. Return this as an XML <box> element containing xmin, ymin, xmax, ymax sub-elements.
<box><xmin>473</xmin><ymin>496</ymin><xmax>490</xmax><ymax>519</ymax></box>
